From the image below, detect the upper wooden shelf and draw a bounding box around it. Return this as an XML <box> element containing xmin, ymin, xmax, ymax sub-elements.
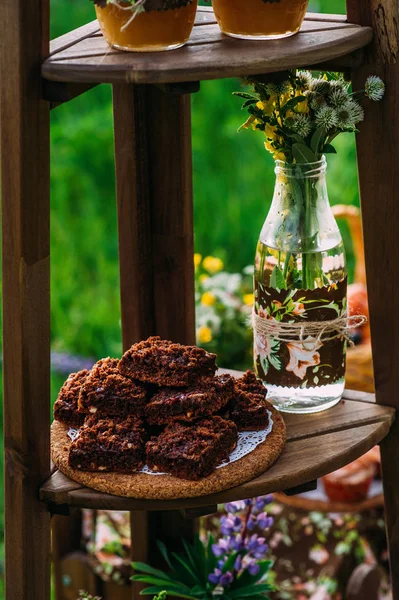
<box><xmin>40</xmin><ymin>386</ymin><xmax>394</xmax><ymax>512</ymax></box>
<box><xmin>42</xmin><ymin>8</ymin><xmax>373</xmax><ymax>85</ymax></box>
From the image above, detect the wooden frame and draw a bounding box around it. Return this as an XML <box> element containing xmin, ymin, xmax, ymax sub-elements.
<box><xmin>1</xmin><ymin>1</ymin><xmax>399</xmax><ymax>598</ymax></box>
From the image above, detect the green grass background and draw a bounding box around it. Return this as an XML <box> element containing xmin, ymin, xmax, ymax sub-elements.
<box><xmin>0</xmin><ymin>0</ymin><xmax>359</xmax><ymax>594</ymax></box>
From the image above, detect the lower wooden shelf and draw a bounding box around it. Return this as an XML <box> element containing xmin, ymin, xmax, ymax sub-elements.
<box><xmin>40</xmin><ymin>387</ymin><xmax>395</xmax><ymax>512</ymax></box>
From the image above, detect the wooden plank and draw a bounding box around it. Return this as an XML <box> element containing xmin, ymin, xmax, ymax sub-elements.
<box><xmin>41</xmin><ymin>420</ymin><xmax>391</xmax><ymax>511</ymax></box>
<box><xmin>1</xmin><ymin>0</ymin><xmax>51</xmax><ymax>598</ymax></box>
<box><xmin>42</xmin><ymin>21</ymin><xmax>373</xmax><ymax>84</ymax></box>
<box><xmin>348</xmin><ymin>2</ymin><xmax>399</xmax><ymax>598</ymax></box>
<box><xmin>49</xmin><ymin>20</ymin><xmax>100</xmax><ymax>56</ymax></box>
<box><xmin>43</xmin><ymin>80</ymin><xmax>97</xmax><ymax>107</ymax></box>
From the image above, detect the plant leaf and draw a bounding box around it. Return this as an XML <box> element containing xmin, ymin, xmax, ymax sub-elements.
<box><xmin>229</xmin><ymin>583</ymin><xmax>273</xmax><ymax>598</ymax></box>
<box><xmin>157</xmin><ymin>540</ymin><xmax>173</xmax><ymax>570</ymax></box>
<box><xmin>206</xmin><ymin>534</ymin><xmax>217</xmax><ymax>579</ymax></box>
<box><xmin>182</xmin><ymin>538</ymin><xmax>202</xmax><ymax>581</ymax></box>
<box><xmin>270</xmin><ymin>265</ymin><xmax>287</xmax><ymax>290</ymax></box>
<box><xmin>232</xmin><ymin>91</ymin><xmax>259</xmax><ymax>100</ymax></box>
<box><xmin>292</xmin><ymin>143</ymin><xmax>318</xmax><ymax>164</ymax></box>
<box><xmin>139</xmin><ymin>587</ymin><xmax>196</xmax><ymax>599</ymax></box>
<box><xmin>282</xmin><ymin>95</ymin><xmax>307</xmax><ymax>113</ymax></box>
<box><xmin>241</xmin><ymin>98</ymin><xmax>258</xmax><ymax>109</ymax></box>
<box><xmin>310</xmin><ymin>126</ymin><xmax>325</xmax><ymax>155</ymax></box>
<box><xmin>171</xmin><ymin>553</ymin><xmax>200</xmax><ymax>585</ymax></box>
<box><xmin>132</xmin><ymin>562</ymin><xmax>172</xmax><ymax>581</ymax></box>
<box><xmin>323</xmin><ymin>143</ymin><xmax>337</xmax><ymax>154</ymax></box>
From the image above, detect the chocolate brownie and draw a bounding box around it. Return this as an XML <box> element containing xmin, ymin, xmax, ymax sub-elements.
<box><xmin>78</xmin><ymin>357</ymin><xmax>148</xmax><ymax>417</ymax></box>
<box><xmin>53</xmin><ymin>369</ymin><xmax>90</xmax><ymax>427</ymax></box>
<box><xmin>69</xmin><ymin>415</ymin><xmax>147</xmax><ymax>473</ymax></box>
<box><xmin>119</xmin><ymin>336</ymin><xmax>217</xmax><ymax>387</ymax></box>
<box><xmin>227</xmin><ymin>371</ymin><xmax>269</xmax><ymax>431</ymax></box>
<box><xmin>145</xmin><ymin>374</ymin><xmax>234</xmax><ymax>425</ymax></box>
<box><xmin>146</xmin><ymin>416</ymin><xmax>238</xmax><ymax>480</ymax></box>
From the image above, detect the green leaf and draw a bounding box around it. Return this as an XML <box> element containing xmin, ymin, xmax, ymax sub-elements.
<box><xmin>232</xmin><ymin>91</ymin><xmax>259</xmax><ymax>101</ymax></box>
<box><xmin>132</xmin><ymin>562</ymin><xmax>172</xmax><ymax>581</ymax></box>
<box><xmin>234</xmin><ymin>560</ymin><xmax>272</xmax><ymax>588</ymax></box>
<box><xmin>310</xmin><ymin>126</ymin><xmax>325</xmax><ymax>155</ymax></box>
<box><xmin>206</xmin><ymin>534</ymin><xmax>217</xmax><ymax>579</ymax></box>
<box><xmin>139</xmin><ymin>587</ymin><xmax>196</xmax><ymax>599</ymax></box>
<box><xmin>292</xmin><ymin>143</ymin><xmax>318</xmax><ymax>163</ymax></box>
<box><xmin>323</xmin><ymin>143</ymin><xmax>337</xmax><ymax>154</ymax></box>
<box><xmin>242</xmin><ymin>98</ymin><xmax>258</xmax><ymax>109</ymax></box>
<box><xmin>269</xmin><ymin>353</ymin><xmax>282</xmax><ymax>371</ymax></box>
<box><xmin>157</xmin><ymin>540</ymin><xmax>173</xmax><ymax>570</ymax></box>
<box><xmin>270</xmin><ymin>265</ymin><xmax>287</xmax><ymax>290</ymax></box>
<box><xmin>282</xmin><ymin>95</ymin><xmax>307</xmax><ymax>113</ymax></box>
<box><xmin>132</xmin><ymin>576</ymin><xmax>184</xmax><ymax>588</ymax></box>
<box><xmin>171</xmin><ymin>553</ymin><xmax>200</xmax><ymax>585</ymax></box>
<box><xmin>230</xmin><ymin>583</ymin><xmax>273</xmax><ymax>597</ymax></box>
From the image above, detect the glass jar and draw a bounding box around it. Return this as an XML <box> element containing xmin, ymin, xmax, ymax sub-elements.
<box><xmin>253</xmin><ymin>158</ymin><xmax>348</xmax><ymax>414</ymax></box>
<box><xmin>212</xmin><ymin>0</ymin><xmax>309</xmax><ymax>40</ymax></box>
<box><xmin>95</xmin><ymin>0</ymin><xmax>198</xmax><ymax>52</ymax></box>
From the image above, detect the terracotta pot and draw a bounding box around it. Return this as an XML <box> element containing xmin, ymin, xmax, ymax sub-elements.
<box><xmin>212</xmin><ymin>0</ymin><xmax>309</xmax><ymax>40</ymax></box>
<box><xmin>95</xmin><ymin>0</ymin><xmax>198</xmax><ymax>52</ymax></box>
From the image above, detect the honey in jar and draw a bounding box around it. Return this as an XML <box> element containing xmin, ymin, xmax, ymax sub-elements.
<box><xmin>212</xmin><ymin>0</ymin><xmax>309</xmax><ymax>40</ymax></box>
<box><xmin>95</xmin><ymin>0</ymin><xmax>198</xmax><ymax>52</ymax></box>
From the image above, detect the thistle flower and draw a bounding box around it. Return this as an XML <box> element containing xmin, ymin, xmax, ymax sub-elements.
<box><xmin>265</xmin><ymin>80</ymin><xmax>291</xmax><ymax>95</ymax></box>
<box><xmin>336</xmin><ymin>101</ymin><xmax>364</xmax><ymax>127</ymax></box>
<box><xmin>296</xmin><ymin>70</ymin><xmax>312</xmax><ymax>90</ymax></box>
<box><xmin>365</xmin><ymin>75</ymin><xmax>385</xmax><ymax>101</ymax></box>
<box><xmin>307</xmin><ymin>91</ymin><xmax>327</xmax><ymax>111</ymax></box>
<box><xmin>291</xmin><ymin>113</ymin><xmax>312</xmax><ymax>137</ymax></box>
<box><xmin>328</xmin><ymin>84</ymin><xmax>350</xmax><ymax>109</ymax></box>
<box><xmin>310</xmin><ymin>78</ymin><xmax>330</xmax><ymax>96</ymax></box>
<box><xmin>315</xmin><ymin>105</ymin><xmax>338</xmax><ymax>131</ymax></box>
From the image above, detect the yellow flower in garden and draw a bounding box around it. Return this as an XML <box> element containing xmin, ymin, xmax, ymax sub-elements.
<box><xmin>203</xmin><ymin>256</ymin><xmax>224</xmax><ymax>274</ymax></box>
<box><xmin>194</xmin><ymin>253</ymin><xmax>202</xmax><ymax>268</ymax></box>
<box><xmin>265</xmin><ymin>140</ymin><xmax>275</xmax><ymax>153</ymax></box>
<box><xmin>199</xmin><ymin>274</ymin><xmax>209</xmax><ymax>283</ymax></box>
<box><xmin>201</xmin><ymin>292</ymin><xmax>216</xmax><ymax>306</ymax></box>
<box><xmin>256</xmin><ymin>101</ymin><xmax>265</xmax><ymax>110</ymax></box>
<box><xmin>243</xmin><ymin>293</ymin><xmax>254</xmax><ymax>306</ymax></box>
<box><xmin>198</xmin><ymin>326</ymin><xmax>212</xmax><ymax>344</ymax></box>
<box><xmin>274</xmin><ymin>151</ymin><xmax>286</xmax><ymax>161</ymax></box>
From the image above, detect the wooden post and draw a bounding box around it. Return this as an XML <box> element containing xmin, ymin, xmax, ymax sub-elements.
<box><xmin>347</xmin><ymin>0</ymin><xmax>399</xmax><ymax>597</ymax></box>
<box><xmin>113</xmin><ymin>83</ymin><xmax>196</xmax><ymax>600</ymax></box>
<box><xmin>0</xmin><ymin>0</ymin><xmax>51</xmax><ymax>598</ymax></box>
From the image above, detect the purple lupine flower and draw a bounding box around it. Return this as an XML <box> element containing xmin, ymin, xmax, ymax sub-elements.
<box><xmin>229</xmin><ymin>534</ymin><xmax>244</xmax><ymax>552</ymax></box>
<box><xmin>247</xmin><ymin>534</ymin><xmax>262</xmax><ymax>551</ymax></box>
<box><xmin>220</xmin><ymin>515</ymin><xmax>242</xmax><ymax>536</ymax></box>
<box><xmin>234</xmin><ymin>555</ymin><xmax>242</xmax><ymax>572</ymax></box>
<box><xmin>217</xmin><ymin>559</ymin><xmax>226</xmax><ymax>569</ymax></box>
<box><xmin>212</xmin><ymin>539</ymin><xmax>229</xmax><ymax>557</ymax></box>
<box><xmin>208</xmin><ymin>569</ymin><xmax>222</xmax><ymax>585</ymax></box>
<box><xmin>246</xmin><ymin>516</ymin><xmax>256</xmax><ymax>531</ymax></box>
<box><xmin>255</xmin><ymin>495</ymin><xmax>273</xmax><ymax>511</ymax></box>
<box><xmin>253</xmin><ymin>543</ymin><xmax>268</xmax><ymax>559</ymax></box>
<box><xmin>248</xmin><ymin>562</ymin><xmax>260</xmax><ymax>576</ymax></box>
<box><xmin>225</xmin><ymin>500</ymin><xmax>246</xmax><ymax>513</ymax></box>
<box><xmin>220</xmin><ymin>572</ymin><xmax>234</xmax><ymax>587</ymax></box>
<box><xmin>244</xmin><ymin>499</ymin><xmax>253</xmax><ymax>506</ymax></box>
<box><xmin>256</xmin><ymin>513</ymin><xmax>274</xmax><ymax>530</ymax></box>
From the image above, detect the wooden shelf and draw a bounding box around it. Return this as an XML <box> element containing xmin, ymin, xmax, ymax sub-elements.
<box><xmin>40</xmin><ymin>387</ymin><xmax>394</xmax><ymax>512</ymax></box>
<box><xmin>42</xmin><ymin>8</ymin><xmax>373</xmax><ymax>85</ymax></box>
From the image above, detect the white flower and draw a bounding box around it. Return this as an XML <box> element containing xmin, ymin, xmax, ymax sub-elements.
<box><xmin>310</xmin><ymin>78</ymin><xmax>330</xmax><ymax>96</ymax></box>
<box><xmin>201</xmin><ymin>272</ymin><xmax>242</xmax><ymax>294</ymax></box>
<box><xmin>315</xmin><ymin>106</ymin><xmax>338</xmax><ymax>131</ymax></box>
<box><xmin>296</xmin><ymin>70</ymin><xmax>312</xmax><ymax>90</ymax></box>
<box><xmin>336</xmin><ymin>100</ymin><xmax>364</xmax><ymax>127</ymax></box>
<box><xmin>307</xmin><ymin>91</ymin><xmax>327</xmax><ymax>111</ymax></box>
<box><xmin>291</xmin><ymin>113</ymin><xmax>312</xmax><ymax>137</ymax></box>
<box><xmin>365</xmin><ymin>75</ymin><xmax>385</xmax><ymax>101</ymax></box>
<box><xmin>243</xmin><ymin>264</ymin><xmax>254</xmax><ymax>276</ymax></box>
<box><xmin>328</xmin><ymin>81</ymin><xmax>350</xmax><ymax>108</ymax></box>
<box><xmin>349</xmin><ymin>100</ymin><xmax>365</xmax><ymax>123</ymax></box>
<box><xmin>286</xmin><ymin>337</ymin><xmax>322</xmax><ymax>379</ymax></box>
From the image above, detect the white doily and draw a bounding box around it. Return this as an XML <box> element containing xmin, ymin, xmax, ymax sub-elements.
<box><xmin>68</xmin><ymin>410</ymin><xmax>274</xmax><ymax>476</ymax></box>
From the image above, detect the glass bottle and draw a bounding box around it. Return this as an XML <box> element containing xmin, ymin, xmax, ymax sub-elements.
<box><xmin>253</xmin><ymin>158</ymin><xmax>348</xmax><ymax>413</ymax></box>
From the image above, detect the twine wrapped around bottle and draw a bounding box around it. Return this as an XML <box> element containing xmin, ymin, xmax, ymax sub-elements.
<box><xmin>252</xmin><ymin>310</ymin><xmax>367</xmax><ymax>350</ymax></box>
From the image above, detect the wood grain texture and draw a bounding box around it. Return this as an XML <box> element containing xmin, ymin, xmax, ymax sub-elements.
<box><xmin>348</xmin><ymin>1</ymin><xmax>399</xmax><ymax>597</ymax></box>
<box><xmin>41</xmin><ymin>12</ymin><xmax>373</xmax><ymax>85</ymax></box>
<box><xmin>50</xmin><ymin>408</ymin><xmax>287</xmax><ymax>499</ymax></box>
<box><xmin>1</xmin><ymin>0</ymin><xmax>51</xmax><ymax>598</ymax></box>
<box><xmin>43</xmin><ymin>418</ymin><xmax>391</xmax><ymax>511</ymax></box>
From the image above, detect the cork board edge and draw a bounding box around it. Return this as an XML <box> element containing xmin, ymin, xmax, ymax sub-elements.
<box><xmin>51</xmin><ymin>408</ymin><xmax>286</xmax><ymax>500</ymax></box>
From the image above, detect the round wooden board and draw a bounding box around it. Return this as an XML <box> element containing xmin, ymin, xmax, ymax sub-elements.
<box><xmin>51</xmin><ymin>408</ymin><xmax>286</xmax><ymax>500</ymax></box>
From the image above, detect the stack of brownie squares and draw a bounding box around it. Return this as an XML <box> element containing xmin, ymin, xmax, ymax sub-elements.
<box><xmin>53</xmin><ymin>336</ymin><xmax>271</xmax><ymax>481</ymax></box>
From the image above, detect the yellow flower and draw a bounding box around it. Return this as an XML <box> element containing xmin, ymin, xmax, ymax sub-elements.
<box><xmin>243</xmin><ymin>293</ymin><xmax>254</xmax><ymax>306</ymax></box>
<box><xmin>256</xmin><ymin>101</ymin><xmax>265</xmax><ymax>110</ymax></box>
<box><xmin>199</xmin><ymin>274</ymin><xmax>209</xmax><ymax>283</ymax></box>
<box><xmin>198</xmin><ymin>326</ymin><xmax>212</xmax><ymax>344</ymax></box>
<box><xmin>201</xmin><ymin>292</ymin><xmax>216</xmax><ymax>306</ymax></box>
<box><xmin>203</xmin><ymin>256</ymin><xmax>224</xmax><ymax>274</ymax></box>
<box><xmin>265</xmin><ymin>123</ymin><xmax>277</xmax><ymax>139</ymax></box>
<box><xmin>264</xmin><ymin>140</ymin><xmax>275</xmax><ymax>153</ymax></box>
<box><xmin>194</xmin><ymin>253</ymin><xmax>202</xmax><ymax>268</ymax></box>
<box><xmin>295</xmin><ymin>97</ymin><xmax>309</xmax><ymax>114</ymax></box>
<box><xmin>274</xmin><ymin>151</ymin><xmax>286</xmax><ymax>161</ymax></box>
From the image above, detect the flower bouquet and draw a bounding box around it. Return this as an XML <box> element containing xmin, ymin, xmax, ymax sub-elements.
<box><xmin>234</xmin><ymin>71</ymin><xmax>384</xmax><ymax>413</ymax></box>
